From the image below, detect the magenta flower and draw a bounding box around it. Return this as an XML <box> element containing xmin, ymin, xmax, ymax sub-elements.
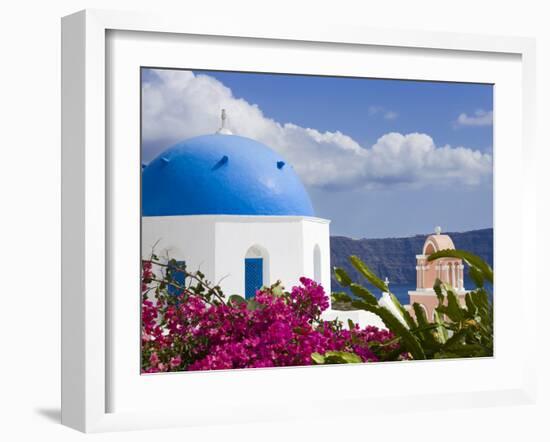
<box><xmin>140</xmin><ymin>260</ymin><xmax>395</xmax><ymax>373</ymax></box>
<box><xmin>149</xmin><ymin>352</ymin><xmax>159</xmax><ymax>367</ymax></box>
<box><xmin>170</xmin><ymin>356</ymin><xmax>182</xmax><ymax>368</ymax></box>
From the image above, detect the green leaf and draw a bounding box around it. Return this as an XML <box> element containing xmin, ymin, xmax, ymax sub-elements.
<box><xmin>349</xmin><ymin>283</ymin><xmax>377</xmax><ymax>305</ymax></box>
<box><xmin>412</xmin><ymin>302</ymin><xmax>430</xmax><ymax>329</ymax></box>
<box><xmin>352</xmin><ymin>301</ymin><xmax>426</xmax><ymax>360</ymax></box>
<box><xmin>228</xmin><ymin>294</ymin><xmax>247</xmax><ymax>306</ymax></box>
<box><xmin>443</xmin><ymin>343</ymin><xmax>488</xmax><ymax>358</ymax></box>
<box><xmin>411</xmin><ymin>303</ymin><xmax>441</xmax><ymax>352</ymax></box>
<box><xmin>270</xmin><ymin>283</ymin><xmax>284</xmax><ymax>297</ymax></box>
<box><xmin>324</xmin><ymin>351</ymin><xmax>362</xmax><ymax>364</ymax></box>
<box><xmin>469</xmin><ymin>266</ymin><xmax>484</xmax><ymax>288</ymax></box>
<box><xmin>445</xmin><ymin>290</ymin><xmax>465</xmax><ymax>322</ymax></box>
<box><xmin>381</xmin><ymin>346</ymin><xmax>406</xmax><ymax>362</ymax></box>
<box><xmin>464</xmin><ymin>292</ymin><xmax>477</xmax><ymax>316</ymax></box>
<box><xmin>388</xmin><ymin>292</ymin><xmax>418</xmax><ymax>330</ymax></box>
<box><xmin>349</xmin><ymin>256</ymin><xmax>388</xmax><ymax>292</ymax></box>
<box><xmin>471</xmin><ymin>290</ymin><xmax>490</xmax><ymax>311</ymax></box>
<box><xmin>427</xmin><ymin>249</ymin><xmax>493</xmax><ymax>285</ymax></box>
<box><xmin>246</xmin><ymin>298</ymin><xmax>263</xmax><ymax>311</ymax></box>
<box><xmin>331</xmin><ymin>292</ymin><xmax>352</xmax><ymax>303</ymax></box>
<box><xmin>311</xmin><ymin>352</ymin><xmax>325</xmax><ymax>364</ymax></box>
<box><xmin>442</xmin><ymin>328</ymin><xmax>469</xmax><ymax>350</ymax></box>
<box><xmin>433</xmin><ymin>309</ymin><xmax>449</xmax><ymax>343</ymax></box>
<box><xmin>433</xmin><ymin>279</ymin><xmax>445</xmax><ymax>304</ymax></box>
<box><xmin>334</xmin><ymin>267</ymin><xmax>352</xmax><ymax>287</ymax></box>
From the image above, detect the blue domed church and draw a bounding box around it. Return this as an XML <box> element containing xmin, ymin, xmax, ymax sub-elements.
<box><xmin>141</xmin><ymin>111</ymin><xmax>332</xmax><ymax>300</ymax></box>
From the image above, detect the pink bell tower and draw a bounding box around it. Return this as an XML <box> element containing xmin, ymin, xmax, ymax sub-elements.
<box><xmin>407</xmin><ymin>227</ymin><xmax>467</xmax><ymax>320</ymax></box>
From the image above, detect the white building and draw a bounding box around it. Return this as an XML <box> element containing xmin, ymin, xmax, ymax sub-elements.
<box><xmin>141</xmin><ymin>118</ymin><xmax>331</xmax><ymax>300</ymax></box>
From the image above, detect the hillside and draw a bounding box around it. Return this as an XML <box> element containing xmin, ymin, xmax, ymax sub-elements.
<box><xmin>330</xmin><ymin>228</ymin><xmax>493</xmax><ymax>287</ymax></box>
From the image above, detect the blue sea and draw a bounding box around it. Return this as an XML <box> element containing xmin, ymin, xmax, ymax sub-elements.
<box><xmin>339</xmin><ymin>283</ymin><xmax>416</xmax><ymax>305</ymax></box>
<box><xmin>384</xmin><ymin>283</ymin><xmax>416</xmax><ymax>305</ymax></box>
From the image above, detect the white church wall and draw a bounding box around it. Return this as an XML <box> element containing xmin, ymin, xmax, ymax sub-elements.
<box><xmin>214</xmin><ymin>216</ymin><xmax>309</xmax><ymax>296</ymax></box>
<box><xmin>141</xmin><ymin>216</ymin><xmax>216</xmax><ymax>281</ymax></box>
<box><xmin>142</xmin><ymin>215</ymin><xmax>332</xmax><ymax>299</ymax></box>
<box><xmin>322</xmin><ymin>309</ymin><xmax>386</xmax><ymax>330</ymax></box>
<box><xmin>143</xmin><ymin>214</ymin><xmax>388</xmax><ymax>329</ymax></box>
<box><xmin>300</xmin><ymin>218</ymin><xmax>332</xmax><ymax>298</ymax></box>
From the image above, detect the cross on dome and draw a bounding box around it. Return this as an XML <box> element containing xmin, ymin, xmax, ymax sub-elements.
<box><xmin>216</xmin><ymin>109</ymin><xmax>233</xmax><ymax>135</ymax></box>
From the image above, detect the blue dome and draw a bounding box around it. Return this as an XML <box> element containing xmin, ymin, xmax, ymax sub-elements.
<box><xmin>142</xmin><ymin>134</ymin><xmax>315</xmax><ymax>217</ymax></box>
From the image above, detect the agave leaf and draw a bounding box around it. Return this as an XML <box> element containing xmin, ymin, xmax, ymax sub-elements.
<box><xmin>334</xmin><ymin>267</ymin><xmax>352</xmax><ymax>287</ymax></box>
<box><xmin>349</xmin><ymin>283</ymin><xmax>378</xmax><ymax>305</ymax></box>
<box><xmin>445</xmin><ymin>290</ymin><xmax>465</xmax><ymax>322</ymax></box>
<box><xmin>389</xmin><ymin>293</ymin><xmax>418</xmax><ymax>330</ymax></box>
<box><xmin>469</xmin><ymin>266</ymin><xmax>484</xmax><ymax>288</ymax></box>
<box><xmin>332</xmin><ymin>292</ymin><xmax>352</xmax><ymax>304</ymax></box>
<box><xmin>433</xmin><ymin>279</ymin><xmax>445</xmax><ymax>304</ymax></box>
<box><xmin>444</xmin><ymin>343</ymin><xmax>487</xmax><ymax>358</ymax></box>
<box><xmin>471</xmin><ymin>290</ymin><xmax>490</xmax><ymax>311</ymax></box>
<box><xmin>433</xmin><ymin>309</ymin><xmax>449</xmax><ymax>343</ymax></box>
<box><xmin>353</xmin><ymin>302</ymin><xmax>426</xmax><ymax>360</ymax></box>
<box><xmin>349</xmin><ymin>256</ymin><xmax>388</xmax><ymax>292</ymax></box>
<box><xmin>427</xmin><ymin>249</ymin><xmax>493</xmax><ymax>285</ymax></box>
<box><xmin>465</xmin><ymin>293</ymin><xmax>477</xmax><ymax>316</ymax></box>
<box><xmin>411</xmin><ymin>303</ymin><xmax>441</xmax><ymax>351</ymax></box>
<box><xmin>412</xmin><ymin>302</ymin><xmax>430</xmax><ymax>329</ymax></box>
<box><xmin>350</xmin><ymin>299</ymin><xmax>368</xmax><ymax>310</ymax></box>
<box><xmin>442</xmin><ymin>328</ymin><xmax>469</xmax><ymax>350</ymax></box>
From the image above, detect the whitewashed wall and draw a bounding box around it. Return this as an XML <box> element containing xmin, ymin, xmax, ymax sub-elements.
<box><xmin>142</xmin><ymin>215</ymin><xmax>216</xmax><ymax>281</ymax></box>
<box><xmin>300</xmin><ymin>218</ymin><xmax>332</xmax><ymax>300</ymax></box>
<box><xmin>142</xmin><ymin>215</ymin><xmax>331</xmax><ymax>298</ymax></box>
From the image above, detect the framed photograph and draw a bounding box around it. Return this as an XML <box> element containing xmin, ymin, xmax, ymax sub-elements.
<box><xmin>61</xmin><ymin>9</ymin><xmax>537</xmax><ymax>432</ymax></box>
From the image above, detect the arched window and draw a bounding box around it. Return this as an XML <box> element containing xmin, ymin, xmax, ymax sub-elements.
<box><xmin>424</xmin><ymin>241</ymin><xmax>437</xmax><ymax>256</ymax></box>
<box><xmin>244</xmin><ymin>245</ymin><xmax>269</xmax><ymax>299</ymax></box>
<box><xmin>313</xmin><ymin>244</ymin><xmax>321</xmax><ymax>283</ymax></box>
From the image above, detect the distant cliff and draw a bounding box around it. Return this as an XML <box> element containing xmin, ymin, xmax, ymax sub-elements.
<box><xmin>330</xmin><ymin>228</ymin><xmax>493</xmax><ymax>287</ymax></box>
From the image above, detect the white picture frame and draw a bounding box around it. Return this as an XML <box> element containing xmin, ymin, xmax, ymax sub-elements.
<box><xmin>61</xmin><ymin>9</ymin><xmax>537</xmax><ymax>433</ymax></box>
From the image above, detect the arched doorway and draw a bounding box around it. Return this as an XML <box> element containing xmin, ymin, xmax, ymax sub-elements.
<box><xmin>244</xmin><ymin>245</ymin><xmax>269</xmax><ymax>299</ymax></box>
<box><xmin>313</xmin><ymin>244</ymin><xmax>321</xmax><ymax>283</ymax></box>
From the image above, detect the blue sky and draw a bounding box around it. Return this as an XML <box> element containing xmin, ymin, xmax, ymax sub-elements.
<box><xmin>141</xmin><ymin>68</ymin><xmax>493</xmax><ymax>239</ymax></box>
<box><xmin>197</xmin><ymin>71</ymin><xmax>493</xmax><ymax>154</ymax></box>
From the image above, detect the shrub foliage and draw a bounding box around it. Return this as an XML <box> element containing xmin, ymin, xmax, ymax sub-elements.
<box><xmin>332</xmin><ymin>249</ymin><xmax>493</xmax><ymax>360</ymax></box>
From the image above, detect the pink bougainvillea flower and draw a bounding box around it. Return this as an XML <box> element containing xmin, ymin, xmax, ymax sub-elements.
<box><xmin>149</xmin><ymin>352</ymin><xmax>159</xmax><ymax>367</ymax></box>
<box><xmin>140</xmin><ymin>259</ymin><xmax>395</xmax><ymax>374</ymax></box>
<box><xmin>170</xmin><ymin>356</ymin><xmax>182</xmax><ymax>368</ymax></box>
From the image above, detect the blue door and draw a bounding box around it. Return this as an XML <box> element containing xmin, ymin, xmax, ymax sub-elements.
<box><xmin>245</xmin><ymin>258</ymin><xmax>263</xmax><ymax>299</ymax></box>
<box><xmin>167</xmin><ymin>260</ymin><xmax>186</xmax><ymax>296</ymax></box>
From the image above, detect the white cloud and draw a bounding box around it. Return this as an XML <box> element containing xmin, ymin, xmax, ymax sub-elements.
<box><xmin>368</xmin><ymin>105</ymin><xmax>382</xmax><ymax>116</ymax></box>
<box><xmin>368</xmin><ymin>105</ymin><xmax>398</xmax><ymax>120</ymax></box>
<box><xmin>455</xmin><ymin>109</ymin><xmax>493</xmax><ymax>127</ymax></box>
<box><xmin>142</xmin><ymin>69</ymin><xmax>492</xmax><ymax>190</ymax></box>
